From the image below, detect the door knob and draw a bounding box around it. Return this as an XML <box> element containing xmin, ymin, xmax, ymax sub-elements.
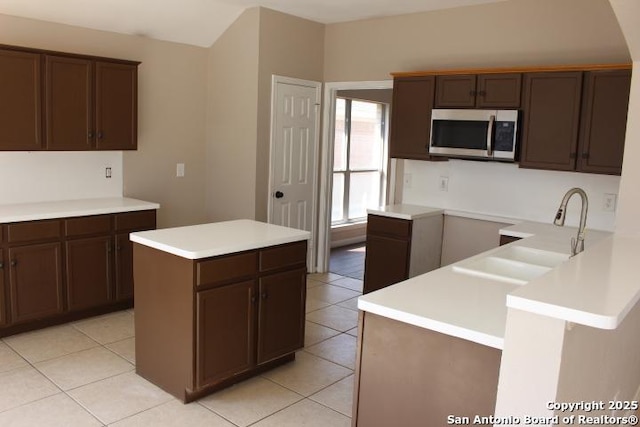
<box><xmin>274</xmin><ymin>191</ymin><xmax>284</xmax><ymax>199</ymax></box>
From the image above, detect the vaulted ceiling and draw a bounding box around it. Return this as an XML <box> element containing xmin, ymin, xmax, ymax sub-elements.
<box><xmin>0</xmin><ymin>0</ymin><xmax>508</xmax><ymax>47</ymax></box>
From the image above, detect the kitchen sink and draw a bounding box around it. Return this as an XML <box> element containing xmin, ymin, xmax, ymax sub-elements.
<box><xmin>451</xmin><ymin>246</ymin><xmax>569</xmax><ymax>285</ymax></box>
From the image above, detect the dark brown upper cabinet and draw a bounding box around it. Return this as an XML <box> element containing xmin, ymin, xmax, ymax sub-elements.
<box><xmin>0</xmin><ymin>44</ymin><xmax>139</xmax><ymax>151</ymax></box>
<box><xmin>435</xmin><ymin>73</ymin><xmax>522</xmax><ymax>109</ymax></box>
<box><xmin>576</xmin><ymin>69</ymin><xmax>631</xmax><ymax>175</ymax></box>
<box><xmin>95</xmin><ymin>61</ymin><xmax>138</xmax><ymax>150</ymax></box>
<box><xmin>45</xmin><ymin>55</ymin><xmax>93</xmax><ymax>150</ymax></box>
<box><xmin>389</xmin><ymin>76</ymin><xmax>438</xmax><ymax>160</ymax></box>
<box><xmin>0</xmin><ymin>49</ymin><xmax>42</xmax><ymax>150</ymax></box>
<box><xmin>519</xmin><ymin>72</ymin><xmax>583</xmax><ymax>171</ymax></box>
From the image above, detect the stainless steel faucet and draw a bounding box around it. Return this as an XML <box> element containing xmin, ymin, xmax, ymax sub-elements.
<box><xmin>553</xmin><ymin>188</ymin><xmax>588</xmax><ymax>256</ymax></box>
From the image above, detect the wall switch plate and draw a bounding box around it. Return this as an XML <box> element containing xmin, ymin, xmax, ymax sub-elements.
<box><xmin>105</xmin><ymin>167</ymin><xmax>112</xmax><ymax>179</ymax></box>
<box><xmin>603</xmin><ymin>193</ymin><xmax>617</xmax><ymax>212</ymax></box>
<box><xmin>404</xmin><ymin>173</ymin><xmax>412</xmax><ymax>189</ymax></box>
<box><xmin>176</xmin><ymin>163</ymin><xmax>185</xmax><ymax>178</ymax></box>
<box><xmin>439</xmin><ymin>176</ymin><xmax>449</xmax><ymax>192</ymax></box>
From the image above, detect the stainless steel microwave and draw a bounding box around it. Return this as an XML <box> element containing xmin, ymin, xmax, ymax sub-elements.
<box><xmin>429</xmin><ymin>109</ymin><xmax>519</xmax><ymax>161</ymax></box>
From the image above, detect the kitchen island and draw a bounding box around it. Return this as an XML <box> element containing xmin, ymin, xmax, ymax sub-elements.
<box><xmin>352</xmin><ymin>221</ymin><xmax>633</xmax><ymax>426</ymax></box>
<box><xmin>130</xmin><ymin>219</ymin><xmax>310</xmax><ymax>402</ymax></box>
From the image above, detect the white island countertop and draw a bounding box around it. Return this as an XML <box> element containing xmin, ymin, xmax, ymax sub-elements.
<box><xmin>358</xmin><ymin>221</ymin><xmax>615</xmax><ymax>349</ymax></box>
<box><xmin>0</xmin><ymin>197</ymin><xmax>160</xmax><ymax>223</ymax></box>
<box><xmin>130</xmin><ymin>219</ymin><xmax>311</xmax><ymax>259</ymax></box>
<box><xmin>367</xmin><ymin>204</ymin><xmax>443</xmax><ymax>220</ymax></box>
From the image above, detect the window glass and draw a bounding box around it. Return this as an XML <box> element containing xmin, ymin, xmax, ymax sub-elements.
<box><xmin>348</xmin><ymin>171</ymin><xmax>381</xmax><ymax>219</ymax></box>
<box><xmin>349</xmin><ymin>101</ymin><xmax>383</xmax><ymax>170</ymax></box>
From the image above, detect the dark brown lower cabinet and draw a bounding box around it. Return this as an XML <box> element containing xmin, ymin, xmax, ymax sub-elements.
<box><xmin>114</xmin><ymin>233</ymin><xmax>134</xmax><ymax>300</ymax></box>
<box><xmin>0</xmin><ymin>249</ymin><xmax>6</xmax><ymax>326</ymax></box>
<box><xmin>0</xmin><ymin>209</ymin><xmax>156</xmax><ymax>337</ymax></box>
<box><xmin>135</xmin><ymin>240</ymin><xmax>307</xmax><ymax>402</ymax></box>
<box><xmin>499</xmin><ymin>235</ymin><xmax>522</xmax><ymax>246</ymax></box>
<box><xmin>8</xmin><ymin>243</ymin><xmax>64</xmax><ymax>323</ymax></box>
<box><xmin>197</xmin><ymin>280</ymin><xmax>255</xmax><ymax>388</ymax></box>
<box><xmin>364</xmin><ymin>234</ymin><xmax>410</xmax><ymax>294</ymax></box>
<box><xmin>257</xmin><ymin>268</ymin><xmax>306</xmax><ymax>364</ymax></box>
<box><xmin>66</xmin><ymin>236</ymin><xmax>112</xmax><ymax>311</ymax></box>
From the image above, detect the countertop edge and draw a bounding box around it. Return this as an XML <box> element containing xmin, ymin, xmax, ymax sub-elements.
<box><xmin>358</xmin><ymin>300</ymin><xmax>504</xmax><ymax>350</ymax></box>
<box><xmin>0</xmin><ymin>197</ymin><xmax>160</xmax><ymax>223</ymax></box>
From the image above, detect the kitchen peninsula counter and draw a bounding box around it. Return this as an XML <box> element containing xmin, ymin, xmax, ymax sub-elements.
<box><xmin>131</xmin><ymin>220</ymin><xmax>310</xmax><ymax>402</ymax></box>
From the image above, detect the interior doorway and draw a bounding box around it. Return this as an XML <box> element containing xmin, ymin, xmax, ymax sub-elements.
<box><xmin>317</xmin><ymin>81</ymin><xmax>394</xmax><ymax>273</ymax></box>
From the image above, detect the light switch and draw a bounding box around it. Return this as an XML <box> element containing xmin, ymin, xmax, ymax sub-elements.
<box><xmin>177</xmin><ymin>163</ymin><xmax>185</xmax><ymax>178</ymax></box>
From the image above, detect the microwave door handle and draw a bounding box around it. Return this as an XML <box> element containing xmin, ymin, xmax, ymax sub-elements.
<box><xmin>487</xmin><ymin>114</ymin><xmax>496</xmax><ymax>157</ymax></box>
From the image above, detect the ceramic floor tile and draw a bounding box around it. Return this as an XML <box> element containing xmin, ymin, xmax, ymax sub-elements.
<box><xmin>304</xmin><ymin>321</ymin><xmax>341</xmax><ymax>347</ymax></box>
<box><xmin>3</xmin><ymin>325</ymin><xmax>100</xmax><ymax>363</ymax></box>
<box><xmin>0</xmin><ymin>366</ymin><xmax>60</xmax><ymax>412</ymax></box>
<box><xmin>35</xmin><ymin>346</ymin><xmax>134</xmax><ymax>390</ymax></box>
<box><xmin>261</xmin><ymin>351</ymin><xmax>352</xmax><ymax>397</ymax></box>
<box><xmin>0</xmin><ymin>393</ymin><xmax>101</xmax><ymax>427</ymax></box>
<box><xmin>111</xmin><ymin>400</ymin><xmax>234</xmax><ymax>427</ymax></box>
<box><xmin>305</xmin><ymin>297</ymin><xmax>331</xmax><ymax>314</ymax></box>
<box><xmin>67</xmin><ymin>371</ymin><xmax>173</xmax><ymax>424</ymax></box>
<box><xmin>306</xmin><ymin>284</ymin><xmax>360</xmax><ymax>305</ymax></box>
<box><xmin>73</xmin><ymin>311</ymin><xmax>134</xmax><ymax>344</ymax></box>
<box><xmin>310</xmin><ymin>375</ymin><xmax>355</xmax><ymax>417</ymax></box>
<box><xmin>306</xmin><ymin>305</ymin><xmax>359</xmax><ymax>332</ymax></box>
<box><xmin>199</xmin><ymin>377</ymin><xmax>302</xmax><ymax>427</ymax></box>
<box><xmin>251</xmin><ymin>399</ymin><xmax>351</xmax><ymax>427</ymax></box>
<box><xmin>0</xmin><ymin>341</ymin><xmax>28</xmax><ymax>373</ymax></box>
<box><xmin>307</xmin><ymin>272</ymin><xmax>343</xmax><ymax>284</ymax></box>
<box><xmin>304</xmin><ymin>333</ymin><xmax>357</xmax><ymax>369</ymax></box>
<box><xmin>346</xmin><ymin>327</ymin><xmax>358</xmax><ymax>337</ymax></box>
<box><xmin>106</xmin><ymin>337</ymin><xmax>136</xmax><ymax>364</ymax></box>
<box><xmin>337</xmin><ymin>296</ymin><xmax>359</xmax><ymax>311</ymax></box>
<box><xmin>306</xmin><ymin>279</ymin><xmax>324</xmax><ymax>289</ymax></box>
<box><xmin>330</xmin><ymin>277</ymin><xmax>364</xmax><ymax>292</ymax></box>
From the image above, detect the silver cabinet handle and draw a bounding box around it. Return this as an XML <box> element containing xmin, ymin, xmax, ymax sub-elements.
<box><xmin>487</xmin><ymin>114</ymin><xmax>495</xmax><ymax>157</ymax></box>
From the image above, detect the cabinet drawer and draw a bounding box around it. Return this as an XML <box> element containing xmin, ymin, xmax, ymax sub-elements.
<box><xmin>259</xmin><ymin>241</ymin><xmax>307</xmax><ymax>273</ymax></box>
<box><xmin>196</xmin><ymin>251</ymin><xmax>257</xmax><ymax>288</ymax></box>
<box><xmin>65</xmin><ymin>215</ymin><xmax>112</xmax><ymax>237</ymax></box>
<box><xmin>6</xmin><ymin>220</ymin><xmax>61</xmax><ymax>244</ymax></box>
<box><xmin>114</xmin><ymin>210</ymin><xmax>156</xmax><ymax>232</ymax></box>
<box><xmin>367</xmin><ymin>215</ymin><xmax>411</xmax><ymax>239</ymax></box>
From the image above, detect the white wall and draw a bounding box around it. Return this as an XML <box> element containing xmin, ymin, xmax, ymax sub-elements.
<box><xmin>0</xmin><ymin>151</ymin><xmax>122</xmax><ymax>204</ymax></box>
<box><xmin>402</xmin><ymin>159</ymin><xmax>620</xmax><ymax>231</ymax></box>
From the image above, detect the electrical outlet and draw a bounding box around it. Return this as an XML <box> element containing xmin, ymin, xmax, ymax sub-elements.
<box><xmin>603</xmin><ymin>193</ymin><xmax>617</xmax><ymax>212</ymax></box>
<box><xmin>176</xmin><ymin>163</ymin><xmax>185</xmax><ymax>178</ymax></box>
<box><xmin>439</xmin><ymin>176</ymin><xmax>449</xmax><ymax>192</ymax></box>
<box><xmin>105</xmin><ymin>167</ymin><xmax>112</xmax><ymax>179</ymax></box>
<box><xmin>404</xmin><ymin>173</ymin><xmax>412</xmax><ymax>189</ymax></box>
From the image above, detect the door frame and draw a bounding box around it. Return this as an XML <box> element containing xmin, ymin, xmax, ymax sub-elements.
<box><xmin>268</xmin><ymin>75</ymin><xmax>322</xmax><ymax>272</ymax></box>
<box><xmin>317</xmin><ymin>80</ymin><xmax>394</xmax><ymax>273</ymax></box>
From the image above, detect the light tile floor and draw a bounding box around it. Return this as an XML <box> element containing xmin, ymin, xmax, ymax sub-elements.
<box><xmin>0</xmin><ymin>273</ymin><xmax>360</xmax><ymax>426</ymax></box>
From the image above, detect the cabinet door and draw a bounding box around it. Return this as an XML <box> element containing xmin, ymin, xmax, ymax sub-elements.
<box><xmin>363</xmin><ymin>234</ymin><xmax>410</xmax><ymax>294</ymax></box>
<box><xmin>115</xmin><ymin>234</ymin><xmax>134</xmax><ymax>301</ymax></box>
<box><xmin>197</xmin><ymin>280</ymin><xmax>255</xmax><ymax>388</ymax></box>
<box><xmin>95</xmin><ymin>61</ymin><xmax>137</xmax><ymax>150</ymax></box>
<box><xmin>476</xmin><ymin>73</ymin><xmax>522</xmax><ymax>108</ymax></box>
<box><xmin>0</xmin><ymin>49</ymin><xmax>42</xmax><ymax>150</ymax></box>
<box><xmin>519</xmin><ymin>72</ymin><xmax>583</xmax><ymax>171</ymax></box>
<box><xmin>389</xmin><ymin>77</ymin><xmax>436</xmax><ymax>160</ymax></box>
<box><xmin>577</xmin><ymin>69</ymin><xmax>631</xmax><ymax>175</ymax></box>
<box><xmin>0</xmin><ymin>249</ymin><xmax>6</xmax><ymax>326</ymax></box>
<box><xmin>8</xmin><ymin>243</ymin><xmax>63</xmax><ymax>323</ymax></box>
<box><xmin>256</xmin><ymin>268</ymin><xmax>306</xmax><ymax>364</ymax></box>
<box><xmin>45</xmin><ymin>55</ymin><xmax>93</xmax><ymax>150</ymax></box>
<box><xmin>66</xmin><ymin>236</ymin><xmax>112</xmax><ymax>311</ymax></box>
<box><xmin>435</xmin><ymin>75</ymin><xmax>476</xmax><ymax>108</ymax></box>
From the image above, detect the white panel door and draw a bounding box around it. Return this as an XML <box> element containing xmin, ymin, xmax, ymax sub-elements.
<box><xmin>269</xmin><ymin>76</ymin><xmax>321</xmax><ymax>269</ymax></box>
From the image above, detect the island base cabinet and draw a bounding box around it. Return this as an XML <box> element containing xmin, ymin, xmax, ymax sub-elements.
<box><xmin>353</xmin><ymin>313</ymin><xmax>501</xmax><ymax>427</ymax></box>
<box><xmin>197</xmin><ymin>280</ymin><xmax>255</xmax><ymax>389</ymax></box>
<box><xmin>0</xmin><ymin>249</ymin><xmax>5</xmax><ymax>326</ymax></box>
<box><xmin>257</xmin><ymin>268</ymin><xmax>306</xmax><ymax>364</ymax></box>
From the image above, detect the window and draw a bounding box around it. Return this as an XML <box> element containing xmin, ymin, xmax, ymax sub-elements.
<box><xmin>332</xmin><ymin>98</ymin><xmax>387</xmax><ymax>224</ymax></box>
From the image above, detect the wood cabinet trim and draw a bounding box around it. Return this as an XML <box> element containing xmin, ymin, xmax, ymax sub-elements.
<box><xmin>391</xmin><ymin>63</ymin><xmax>631</xmax><ymax>78</ymax></box>
<box><xmin>0</xmin><ymin>44</ymin><xmax>140</xmax><ymax>66</ymax></box>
